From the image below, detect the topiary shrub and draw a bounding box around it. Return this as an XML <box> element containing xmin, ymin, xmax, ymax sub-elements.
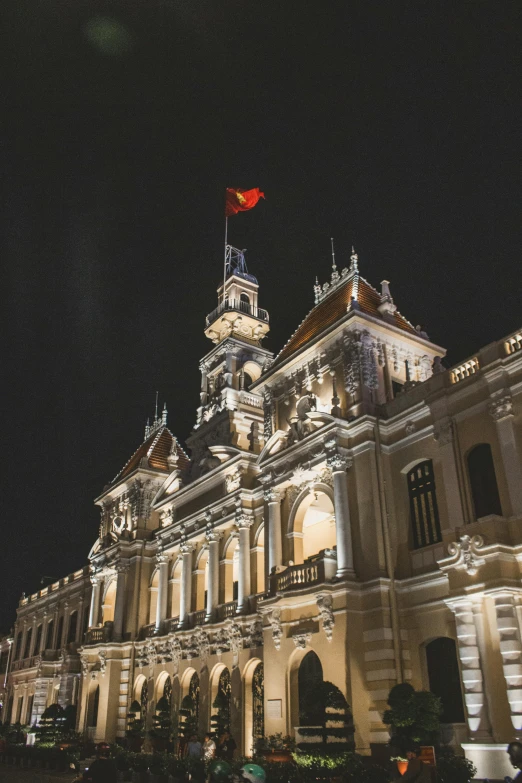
<box><xmin>436</xmin><ymin>748</ymin><xmax>476</xmax><ymax>783</ymax></box>
<box><xmin>383</xmin><ymin>683</ymin><xmax>442</xmax><ymax>757</ymax></box>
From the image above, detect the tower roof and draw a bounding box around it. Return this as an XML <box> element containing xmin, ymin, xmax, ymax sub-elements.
<box><xmin>274</xmin><ymin>268</ymin><xmax>416</xmax><ymax>366</ymax></box>
<box><xmin>110</xmin><ymin>426</ymin><xmax>190</xmax><ymax>486</ymax></box>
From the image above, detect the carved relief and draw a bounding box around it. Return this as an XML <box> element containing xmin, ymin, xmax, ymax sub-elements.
<box><xmin>488</xmin><ymin>393</ymin><xmax>513</xmax><ymax>421</ymax></box>
<box><xmin>447</xmin><ymin>534</ymin><xmax>485</xmax><ymax>576</ymax></box>
<box><xmin>292</xmin><ymin>631</ymin><xmax>312</xmax><ymax>650</ymax></box>
<box><xmin>316</xmin><ymin>594</ymin><xmax>335</xmax><ymax>641</ymax></box>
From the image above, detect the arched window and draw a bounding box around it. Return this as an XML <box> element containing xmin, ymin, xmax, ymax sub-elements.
<box><xmin>212</xmin><ymin>668</ymin><xmax>231</xmax><ymax>734</ymax></box>
<box><xmin>34</xmin><ymin>625</ymin><xmax>42</xmax><ymax>654</ymax></box>
<box><xmin>56</xmin><ymin>616</ymin><xmax>64</xmax><ymax>648</ymax></box>
<box><xmin>240</xmin><ymin>292</ymin><xmax>250</xmax><ymax>305</ymax></box>
<box><xmin>299</xmin><ymin>650</ymin><xmax>323</xmax><ymax>725</ymax></box>
<box><xmin>252</xmin><ymin>663</ymin><xmax>264</xmax><ymax>746</ymax></box>
<box><xmin>140</xmin><ymin>680</ymin><xmax>148</xmax><ymax>718</ymax></box>
<box><xmin>467</xmin><ymin>444</ymin><xmax>502</xmax><ymax>519</ymax></box>
<box><xmin>14</xmin><ymin>633</ymin><xmax>22</xmax><ymax>661</ymax></box>
<box><xmin>23</xmin><ymin>629</ymin><xmax>33</xmax><ymax>659</ymax></box>
<box><xmin>180</xmin><ymin>672</ymin><xmax>200</xmax><ymax>738</ymax></box>
<box><xmin>426</xmin><ymin>638</ymin><xmax>465</xmax><ymax>723</ymax></box>
<box><xmin>67</xmin><ymin>611</ymin><xmax>78</xmax><ymax>644</ymax></box>
<box><xmin>407</xmin><ymin>460</ymin><xmax>441</xmax><ymax>549</ymax></box>
<box><xmin>45</xmin><ymin>621</ymin><xmax>54</xmax><ymax>651</ymax></box>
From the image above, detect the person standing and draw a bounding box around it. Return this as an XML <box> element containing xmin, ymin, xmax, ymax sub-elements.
<box><xmin>186</xmin><ymin>733</ymin><xmax>203</xmax><ymax>759</ymax></box>
<box><xmin>202</xmin><ymin>733</ymin><xmax>216</xmax><ymax>762</ymax></box>
<box><xmin>217</xmin><ymin>731</ymin><xmax>236</xmax><ymax>762</ymax></box>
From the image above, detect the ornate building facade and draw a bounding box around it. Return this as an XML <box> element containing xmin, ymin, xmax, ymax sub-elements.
<box><xmin>4</xmin><ymin>246</ymin><xmax>522</xmax><ymax>778</ymax></box>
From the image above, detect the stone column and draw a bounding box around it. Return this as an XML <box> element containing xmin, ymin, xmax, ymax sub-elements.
<box><xmin>448</xmin><ymin>598</ymin><xmax>492</xmax><ymax>739</ymax></box>
<box><xmin>489</xmin><ymin>394</ymin><xmax>522</xmax><ymax>517</ymax></box>
<box><xmin>265</xmin><ymin>488</ymin><xmax>283</xmax><ymax>574</ymax></box>
<box><xmin>237</xmin><ymin>513</ymin><xmax>254</xmax><ymax>613</ymax></box>
<box><xmin>113</xmin><ymin>562</ymin><xmax>129</xmax><ymax>642</ymax></box>
<box><xmin>205</xmin><ymin>531</ymin><xmax>222</xmax><ymax>622</ymax></box>
<box><xmin>39</xmin><ymin>613</ymin><xmax>48</xmax><ymax>653</ymax></box>
<box><xmin>200</xmin><ymin>363</ymin><xmax>209</xmax><ymax>406</ymax></box>
<box><xmin>179</xmin><ymin>544</ymin><xmax>195</xmax><ymax>628</ymax></box>
<box><xmin>154</xmin><ymin>554</ymin><xmax>169</xmax><ymax>635</ymax></box>
<box><xmin>327</xmin><ymin>453</ymin><xmax>355</xmax><ymax>579</ymax></box>
<box><xmin>88</xmin><ymin>575</ymin><xmax>102</xmax><ymax>628</ymax></box>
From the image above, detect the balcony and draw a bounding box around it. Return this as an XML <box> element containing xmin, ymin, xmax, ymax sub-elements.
<box><xmin>218</xmin><ymin>601</ymin><xmax>238</xmax><ymax>620</ymax></box>
<box><xmin>269</xmin><ymin>550</ymin><xmax>337</xmax><ymax>594</ymax></box>
<box><xmin>206</xmin><ymin>298</ymin><xmax>269</xmax><ymax>328</ymax></box>
<box><xmin>84</xmin><ymin>623</ymin><xmax>113</xmax><ymax>645</ymax></box>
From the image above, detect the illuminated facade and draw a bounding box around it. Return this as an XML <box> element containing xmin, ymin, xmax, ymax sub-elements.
<box><xmin>4</xmin><ymin>247</ymin><xmax>522</xmax><ymax>778</ymax></box>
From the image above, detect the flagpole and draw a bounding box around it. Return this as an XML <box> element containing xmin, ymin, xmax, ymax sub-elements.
<box><xmin>223</xmin><ymin>214</ymin><xmax>228</xmax><ymax>305</ymax></box>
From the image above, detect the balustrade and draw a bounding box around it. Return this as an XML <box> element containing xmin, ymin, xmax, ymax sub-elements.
<box><xmin>219</xmin><ymin>601</ymin><xmax>238</xmax><ymax>620</ymax></box>
<box><xmin>450</xmin><ymin>358</ymin><xmax>480</xmax><ymax>384</ymax></box>
<box><xmin>206</xmin><ymin>298</ymin><xmax>269</xmax><ymax>327</ymax></box>
<box><xmin>505</xmin><ymin>331</ymin><xmax>522</xmax><ymax>355</ymax></box>
<box><xmin>269</xmin><ymin>550</ymin><xmax>337</xmax><ymax>594</ymax></box>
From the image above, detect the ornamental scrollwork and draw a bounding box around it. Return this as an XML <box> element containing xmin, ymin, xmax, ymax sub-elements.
<box><xmin>316</xmin><ymin>593</ymin><xmax>335</xmax><ymax>642</ymax></box>
<box><xmin>447</xmin><ymin>534</ymin><xmax>485</xmax><ymax>576</ymax></box>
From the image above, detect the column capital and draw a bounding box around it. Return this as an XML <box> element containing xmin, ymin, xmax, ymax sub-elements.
<box><xmin>180</xmin><ymin>542</ymin><xmax>195</xmax><ymax>555</ymax></box>
<box><xmin>155</xmin><ymin>553</ymin><xmax>169</xmax><ymax>567</ymax></box>
<box><xmin>236</xmin><ymin>511</ymin><xmax>255</xmax><ymax>529</ymax></box>
<box><xmin>115</xmin><ymin>560</ymin><xmax>130</xmax><ymax>574</ymax></box>
<box><xmin>205</xmin><ymin>529</ymin><xmax>223</xmax><ymax>544</ymax></box>
<box><xmin>264</xmin><ymin>487</ymin><xmax>284</xmax><ymax>503</ymax></box>
<box><xmin>326</xmin><ymin>452</ymin><xmax>353</xmax><ymax>472</ymax></box>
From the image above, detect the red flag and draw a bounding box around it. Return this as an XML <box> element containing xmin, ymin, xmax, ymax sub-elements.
<box><xmin>225</xmin><ymin>187</ymin><xmax>265</xmax><ymax>217</ymax></box>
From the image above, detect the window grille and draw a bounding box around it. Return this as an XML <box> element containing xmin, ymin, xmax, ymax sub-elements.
<box><xmin>407</xmin><ymin>460</ymin><xmax>442</xmax><ymax>549</ymax></box>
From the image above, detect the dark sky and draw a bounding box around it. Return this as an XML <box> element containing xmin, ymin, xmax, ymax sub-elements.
<box><xmin>1</xmin><ymin>1</ymin><xmax>520</xmax><ymax>631</ymax></box>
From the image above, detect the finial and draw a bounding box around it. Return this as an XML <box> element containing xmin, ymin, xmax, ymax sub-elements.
<box><xmin>313</xmin><ymin>276</ymin><xmax>322</xmax><ymax>305</ymax></box>
<box><xmin>330</xmin><ymin>237</ymin><xmax>340</xmax><ymax>284</ymax></box>
<box><xmin>145</xmin><ymin>417</ymin><xmax>150</xmax><ymax>439</ymax></box>
<box><xmin>350</xmin><ymin>245</ymin><xmax>359</xmax><ymax>272</ymax></box>
<box><xmin>154</xmin><ymin>391</ymin><xmax>159</xmax><ymax>423</ymax></box>
<box><xmin>162</xmin><ymin>402</ymin><xmax>168</xmax><ymax>426</ymax></box>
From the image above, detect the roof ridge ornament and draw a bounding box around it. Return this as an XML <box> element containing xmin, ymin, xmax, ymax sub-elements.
<box><xmin>313</xmin><ymin>243</ymin><xmax>359</xmax><ymax>306</ymax></box>
<box><xmin>144</xmin><ymin>393</ymin><xmax>166</xmax><ymax>440</ymax></box>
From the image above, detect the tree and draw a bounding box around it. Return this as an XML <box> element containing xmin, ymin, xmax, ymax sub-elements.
<box><xmin>179</xmin><ymin>694</ymin><xmax>198</xmax><ymax>740</ymax></box>
<box><xmin>383</xmin><ymin>683</ymin><xmax>442</xmax><ymax>757</ymax></box>
<box><xmin>297</xmin><ymin>680</ymin><xmax>354</xmax><ymax>750</ymax></box>
<box><xmin>210</xmin><ymin>689</ymin><xmax>230</xmax><ymax>736</ymax></box>
<box><xmin>126</xmin><ymin>700</ymin><xmax>145</xmax><ymax>738</ymax></box>
<box><xmin>34</xmin><ymin>704</ymin><xmax>68</xmax><ymax>746</ymax></box>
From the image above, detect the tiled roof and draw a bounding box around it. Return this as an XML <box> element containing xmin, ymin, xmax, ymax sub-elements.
<box><xmin>112</xmin><ymin>426</ymin><xmax>190</xmax><ymax>485</ymax></box>
<box><xmin>275</xmin><ymin>273</ymin><xmax>416</xmax><ymax>365</ymax></box>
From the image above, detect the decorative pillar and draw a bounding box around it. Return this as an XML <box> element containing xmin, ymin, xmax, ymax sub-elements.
<box><xmin>154</xmin><ymin>554</ymin><xmax>169</xmax><ymax>635</ymax></box>
<box><xmin>113</xmin><ymin>562</ymin><xmax>129</xmax><ymax>642</ymax></box>
<box><xmin>236</xmin><ymin>512</ymin><xmax>254</xmax><ymax>613</ymax></box>
<box><xmin>326</xmin><ymin>452</ymin><xmax>355</xmax><ymax>579</ymax></box>
<box><xmin>200</xmin><ymin>362</ymin><xmax>209</xmax><ymax>406</ymax></box>
<box><xmin>488</xmin><ymin>394</ymin><xmax>522</xmax><ymax>517</ymax></box>
<box><xmin>88</xmin><ymin>575</ymin><xmax>102</xmax><ymax>628</ymax></box>
<box><xmin>265</xmin><ymin>488</ymin><xmax>283</xmax><ymax>574</ymax></box>
<box><xmin>448</xmin><ymin>598</ymin><xmax>492</xmax><ymax>739</ymax></box>
<box><xmin>205</xmin><ymin>530</ymin><xmax>222</xmax><ymax>622</ymax></box>
<box><xmin>179</xmin><ymin>544</ymin><xmax>195</xmax><ymax>628</ymax></box>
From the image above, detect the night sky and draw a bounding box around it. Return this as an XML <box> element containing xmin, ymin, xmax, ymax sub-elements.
<box><xmin>2</xmin><ymin>2</ymin><xmax>520</xmax><ymax>632</ymax></box>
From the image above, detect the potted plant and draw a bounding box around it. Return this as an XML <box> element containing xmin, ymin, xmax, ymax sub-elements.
<box><xmin>149</xmin><ymin>696</ymin><xmax>173</xmax><ymax>752</ymax></box>
<box><xmin>130</xmin><ymin>751</ymin><xmax>150</xmax><ymax>783</ymax></box>
<box><xmin>383</xmin><ymin>683</ymin><xmax>442</xmax><ymax>776</ymax></box>
<box><xmin>256</xmin><ymin>733</ymin><xmax>296</xmax><ymax>763</ymax></box>
<box><xmin>391</xmin><ymin>755</ymin><xmax>409</xmax><ymax>776</ymax></box>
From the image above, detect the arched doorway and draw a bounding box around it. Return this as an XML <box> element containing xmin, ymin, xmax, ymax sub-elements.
<box><xmin>180</xmin><ymin>671</ymin><xmax>200</xmax><ymax>740</ymax></box>
<box><xmin>299</xmin><ymin>651</ymin><xmax>324</xmax><ymax>725</ymax></box>
<box><xmin>102</xmin><ymin>580</ymin><xmax>116</xmax><ymax>625</ymax></box>
<box><xmin>242</xmin><ymin>658</ymin><xmax>263</xmax><ymax>756</ymax></box>
<box><xmin>290</xmin><ymin>489</ymin><xmax>335</xmax><ymax>565</ymax></box>
<box><xmin>425</xmin><ymin>638</ymin><xmax>465</xmax><ymax>723</ymax></box>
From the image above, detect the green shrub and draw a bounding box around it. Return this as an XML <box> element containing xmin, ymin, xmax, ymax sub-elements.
<box><xmin>383</xmin><ymin>683</ymin><xmax>442</xmax><ymax>756</ymax></box>
<box><xmin>436</xmin><ymin>748</ymin><xmax>476</xmax><ymax>783</ymax></box>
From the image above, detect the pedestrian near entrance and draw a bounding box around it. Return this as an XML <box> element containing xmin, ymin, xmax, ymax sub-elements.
<box><xmin>507</xmin><ymin>742</ymin><xmax>522</xmax><ymax>783</ymax></box>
